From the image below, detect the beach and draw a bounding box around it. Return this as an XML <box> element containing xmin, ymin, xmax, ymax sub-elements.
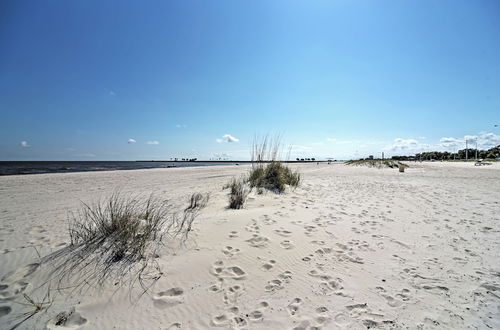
<box><xmin>0</xmin><ymin>162</ymin><xmax>499</xmax><ymax>329</ymax></box>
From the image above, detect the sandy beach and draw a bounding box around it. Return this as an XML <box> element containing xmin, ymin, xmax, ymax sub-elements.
<box><xmin>0</xmin><ymin>162</ymin><xmax>499</xmax><ymax>329</ymax></box>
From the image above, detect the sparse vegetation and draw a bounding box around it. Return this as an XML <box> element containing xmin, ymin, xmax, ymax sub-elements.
<box><xmin>224</xmin><ymin>134</ymin><xmax>301</xmax><ymax>209</ymax></box>
<box><xmin>10</xmin><ymin>291</ymin><xmax>53</xmax><ymax>330</ymax></box>
<box><xmin>42</xmin><ymin>192</ymin><xmax>208</xmax><ymax>293</ymax></box>
<box><xmin>248</xmin><ymin>135</ymin><xmax>300</xmax><ymax>193</ymax></box>
<box><xmin>248</xmin><ymin>161</ymin><xmax>300</xmax><ymax>193</ymax></box>
<box><xmin>224</xmin><ymin>177</ymin><xmax>250</xmax><ymax>209</ymax></box>
<box><xmin>346</xmin><ymin>159</ymin><xmax>409</xmax><ymax>169</ymax></box>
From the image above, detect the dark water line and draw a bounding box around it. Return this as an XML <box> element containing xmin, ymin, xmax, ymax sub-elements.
<box><xmin>0</xmin><ymin>161</ymin><xmax>243</xmax><ymax>176</ymax></box>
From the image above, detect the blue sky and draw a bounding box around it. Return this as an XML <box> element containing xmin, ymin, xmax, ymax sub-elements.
<box><xmin>1</xmin><ymin>0</ymin><xmax>499</xmax><ymax>160</ymax></box>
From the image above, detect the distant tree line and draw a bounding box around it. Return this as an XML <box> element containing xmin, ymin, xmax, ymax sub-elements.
<box><xmin>391</xmin><ymin>145</ymin><xmax>500</xmax><ymax>161</ymax></box>
<box><xmin>171</xmin><ymin>158</ymin><xmax>198</xmax><ymax>162</ymax></box>
<box><xmin>296</xmin><ymin>158</ymin><xmax>316</xmax><ymax>161</ymax></box>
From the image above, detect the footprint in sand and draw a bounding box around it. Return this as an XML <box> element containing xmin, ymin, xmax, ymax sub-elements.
<box><xmin>222</xmin><ymin>246</ymin><xmax>241</xmax><ymax>258</ymax></box>
<box><xmin>223</xmin><ymin>284</ymin><xmax>245</xmax><ymax>304</ymax></box>
<box><xmin>211</xmin><ymin>261</ymin><xmax>246</xmax><ymax>280</ymax></box>
<box><xmin>0</xmin><ymin>306</ymin><xmax>12</xmax><ymax>318</ymax></box>
<box><xmin>304</xmin><ymin>225</ymin><xmax>317</xmax><ymax>236</ymax></box>
<box><xmin>287</xmin><ymin>298</ymin><xmax>302</xmax><ymax>316</ymax></box>
<box><xmin>261</xmin><ymin>260</ymin><xmax>276</xmax><ymax>271</ymax></box>
<box><xmin>315</xmin><ymin>306</ymin><xmax>331</xmax><ymax>325</ymax></box>
<box><xmin>153</xmin><ymin>287</ymin><xmax>184</xmax><ymax>309</ymax></box>
<box><xmin>280</xmin><ymin>240</ymin><xmax>295</xmax><ymax>249</ymax></box>
<box><xmin>265</xmin><ymin>279</ymin><xmax>283</xmax><ymax>292</ymax></box>
<box><xmin>274</xmin><ymin>228</ymin><xmax>292</xmax><ymax>237</ymax></box>
<box><xmin>245</xmin><ymin>220</ymin><xmax>260</xmax><ymax>233</ymax></box>
<box><xmin>247</xmin><ymin>310</ymin><xmax>263</xmax><ymax>322</ymax></box>
<box><xmin>265</xmin><ymin>271</ymin><xmax>292</xmax><ymax>292</ymax></box>
<box><xmin>211</xmin><ymin>306</ymin><xmax>248</xmax><ymax>328</ymax></box>
<box><xmin>46</xmin><ymin>308</ymin><xmax>87</xmax><ymax>329</ymax></box>
<box><xmin>334</xmin><ymin>312</ymin><xmax>351</xmax><ymax>326</ymax></box>
<box><xmin>229</xmin><ymin>231</ymin><xmax>239</xmax><ymax>238</ymax></box>
<box><xmin>0</xmin><ymin>281</ymin><xmax>29</xmax><ymax>301</ymax></box>
<box><xmin>319</xmin><ymin>279</ymin><xmax>345</xmax><ymax>296</ymax></box>
<box><xmin>2</xmin><ymin>263</ymin><xmax>40</xmax><ymax>282</ymax></box>
<box><xmin>375</xmin><ymin>287</ymin><xmax>410</xmax><ymax>307</ymax></box>
<box><xmin>245</xmin><ymin>234</ymin><xmax>269</xmax><ymax>248</ymax></box>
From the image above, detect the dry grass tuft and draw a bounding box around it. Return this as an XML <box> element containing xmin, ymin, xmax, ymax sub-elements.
<box><xmin>224</xmin><ymin>177</ymin><xmax>250</xmax><ymax>209</ymax></box>
<box><xmin>41</xmin><ymin>192</ymin><xmax>208</xmax><ymax>295</ymax></box>
<box><xmin>248</xmin><ymin>161</ymin><xmax>300</xmax><ymax>193</ymax></box>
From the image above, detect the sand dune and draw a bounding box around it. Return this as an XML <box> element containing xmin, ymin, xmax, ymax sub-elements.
<box><xmin>0</xmin><ymin>162</ymin><xmax>499</xmax><ymax>329</ymax></box>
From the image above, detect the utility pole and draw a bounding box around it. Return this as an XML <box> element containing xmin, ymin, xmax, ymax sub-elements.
<box><xmin>465</xmin><ymin>140</ymin><xmax>468</xmax><ymax>161</ymax></box>
<box><xmin>475</xmin><ymin>139</ymin><xmax>478</xmax><ymax>160</ymax></box>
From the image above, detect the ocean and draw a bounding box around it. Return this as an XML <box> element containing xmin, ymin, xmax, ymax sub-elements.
<box><xmin>0</xmin><ymin>161</ymin><xmax>242</xmax><ymax>176</ymax></box>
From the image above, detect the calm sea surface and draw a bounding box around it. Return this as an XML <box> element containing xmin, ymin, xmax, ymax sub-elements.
<box><xmin>0</xmin><ymin>161</ymin><xmax>242</xmax><ymax>176</ymax></box>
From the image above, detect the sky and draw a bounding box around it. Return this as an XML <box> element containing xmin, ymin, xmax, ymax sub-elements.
<box><xmin>1</xmin><ymin>0</ymin><xmax>499</xmax><ymax>161</ymax></box>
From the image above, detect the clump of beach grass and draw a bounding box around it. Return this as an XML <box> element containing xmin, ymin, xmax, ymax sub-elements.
<box><xmin>42</xmin><ymin>192</ymin><xmax>208</xmax><ymax>294</ymax></box>
<box><xmin>223</xmin><ymin>135</ymin><xmax>300</xmax><ymax>209</ymax></box>
<box><xmin>346</xmin><ymin>159</ymin><xmax>409</xmax><ymax>169</ymax></box>
<box><xmin>248</xmin><ymin>161</ymin><xmax>300</xmax><ymax>193</ymax></box>
<box><xmin>248</xmin><ymin>135</ymin><xmax>300</xmax><ymax>193</ymax></box>
<box><xmin>224</xmin><ymin>177</ymin><xmax>250</xmax><ymax>209</ymax></box>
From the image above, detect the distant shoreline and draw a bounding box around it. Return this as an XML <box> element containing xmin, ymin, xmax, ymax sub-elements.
<box><xmin>0</xmin><ymin>160</ymin><xmax>334</xmax><ymax>176</ymax></box>
<box><xmin>135</xmin><ymin>160</ymin><xmax>332</xmax><ymax>163</ymax></box>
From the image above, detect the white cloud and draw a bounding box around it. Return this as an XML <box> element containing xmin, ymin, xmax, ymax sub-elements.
<box><xmin>176</xmin><ymin>124</ymin><xmax>187</xmax><ymax>128</ymax></box>
<box><xmin>478</xmin><ymin>132</ymin><xmax>500</xmax><ymax>148</ymax></box>
<box><xmin>439</xmin><ymin>137</ymin><xmax>463</xmax><ymax>148</ymax></box>
<box><xmin>147</xmin><ymin>141</ymin><xmax>159</xmax><ymax>145</ymax></box>
<box><xmin>383</xmin><ymin>138</ymin><xmax>429</xmax><ymax>155</ymax></box>
<box><xmin>439</xmin><ymin>132</ymin><xmax>500</xmax><ymax>151</ymax></box>
<box><xmin>128</xmin><ymin>138</ymin><xmax>136</xmax><ymax>144</ymax></box>
<box><xmin>20</xmin><ymin>141</ymin><xmax>29</xmax><ymax>147</ymax></box>
<box><xmin>216</xmin><ymin>134</ymin><xmax>239</xmax><ymax>143</ymax></box>
<box><xmin>213</xmin><ymin>153</ymin><xmax>230</xmax><ymax>159</ymax></box>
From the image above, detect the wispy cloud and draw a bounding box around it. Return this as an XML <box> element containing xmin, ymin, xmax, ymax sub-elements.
<box><xmin>216</xmin><ymin>134</ymin><xmax>239</xmax><ymax>143</ymax></box>
<box><xmin>127</xmin><ymin>138</ymin><xmax>136</xmax><ymax>144</ymax></box>
<box><xmin>176</xmin><ymin>124</ymin><xmax>187</xmax><ymax>128</ymax></box>
<box><xmin>109</xmin><ymin>90</ymin><xmax>116</xmax><ymax>96</ymax></box>
<box><xmin>146</xmin><ymin>140</ymin><xmax>159</xmax><ymax>145</ymax></box>
<box><xmin>439</xmin><ymin>137</ymin><xmax>463</xmax><ymax>148</ymax></box>
<box><xmin>20</xmin><ymin>141</ymin><xmax>30</xmax><ymax>147</ymax></box>
<box><xmin>383</xmin><ymin>138</ymin><xmax>430</xmax><ymax>155</ymax></box>
<box><xmin>213</xmin><ymin>153</ymin><xmax>230</xmax><ymax>159</ymax></box>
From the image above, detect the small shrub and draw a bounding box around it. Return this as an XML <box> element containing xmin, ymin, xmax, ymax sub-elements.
<box><xmin>224</xmin><ymin>177</ymin><xmax>250</xmax><ymax>209</ymax></box>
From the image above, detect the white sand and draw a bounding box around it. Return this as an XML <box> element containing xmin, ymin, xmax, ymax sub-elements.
<box><xmin>0</xmin><ymin>162</ymin><xmax>499</xmax><ymax>329</ymax></box>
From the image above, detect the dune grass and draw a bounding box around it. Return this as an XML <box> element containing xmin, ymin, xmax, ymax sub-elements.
<box><xmin>224</xmin><ymin>135</ymin><xmax>301</xmax><ymax>208</ymax></box>
<box><xmin>249</xmin><ymin>135</ymin><xmax>300</xmax><ymax>193</ymax></box>
<box><xmin>345</xmin><ymin>159</ymin><xmax>409</xmax><ymax>169</ymax></box>
<box><xmin>224</xmin><ymin>177</ymin><xmax>250</xmax><ymax>209</ymax></box>
<box><xmin>248</xmin><ymin>161</ymin><xmax>300</xmax><ymax>193</ymax></box>
<box><xmin>43</xmin><ymin>192</ymin><xmax>208</xmax><ymax>294</ymax></box>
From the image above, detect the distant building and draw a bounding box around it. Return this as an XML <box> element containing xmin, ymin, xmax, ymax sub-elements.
<box><xmin>368</xmin><ymin>155</ymin><xmax>374</xmax><ymax>159</ymax></box>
